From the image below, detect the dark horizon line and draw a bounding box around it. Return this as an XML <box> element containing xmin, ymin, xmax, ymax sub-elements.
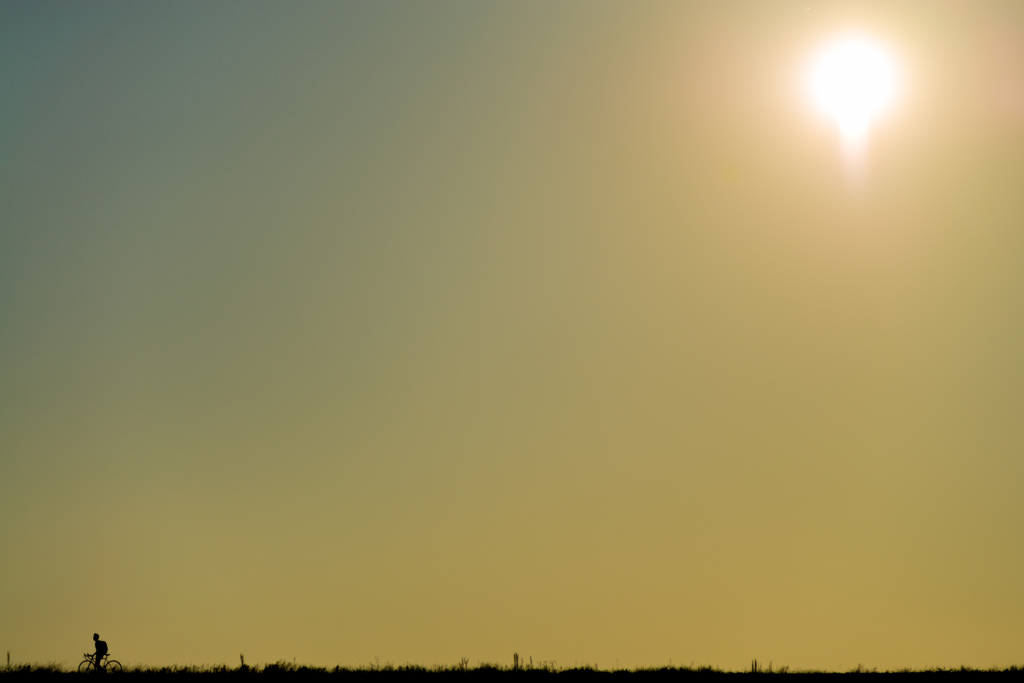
<box><xmin>3</xmin><ymin>660</ymin><xmax>1024</xmax><ymax>676</ymax></box>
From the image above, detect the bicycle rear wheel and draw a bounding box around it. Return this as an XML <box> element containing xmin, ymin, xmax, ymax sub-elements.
<box><xmin>105</xmin><ymin>660</ymin><xmax>123</xmax><ymax>672</ymax></box>
<box><xmin>78</xmin><ymin>660</ymin><xmax>95</xmax><ymax>673</ymax></box>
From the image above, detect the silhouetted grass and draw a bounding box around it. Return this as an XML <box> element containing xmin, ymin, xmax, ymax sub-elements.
<box><xmin>2</xmin><ymin>660</ymin><xmax>1024</xmax><ymax>678</ymax></box>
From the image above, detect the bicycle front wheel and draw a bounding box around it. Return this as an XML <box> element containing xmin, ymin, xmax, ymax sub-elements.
<box><xmin>105</xmin><ymin>660</ymin><xmax>123</xmax><ymax>673</ymax></box>
<box><xmin>78</xmin><ymin>660</ymin><xmax>95</xmax><ymax>673</ymax></box>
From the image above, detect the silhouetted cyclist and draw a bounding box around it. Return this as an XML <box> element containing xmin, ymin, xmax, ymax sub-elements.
<box><xmin>93</xmin><ymin>634</ymin><xmax>108</xmax><ymax>668</ymax></box>
<box><xmin>79</xmin><ymin>634</ymin><xmax>121</xmax><ymax>673</ymax></box>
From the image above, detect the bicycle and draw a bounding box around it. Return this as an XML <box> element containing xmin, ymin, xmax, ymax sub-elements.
<box><xmin>78</xmin><ymin>652</ymin><xmax>122</xmax><ymax>673</ymax></box>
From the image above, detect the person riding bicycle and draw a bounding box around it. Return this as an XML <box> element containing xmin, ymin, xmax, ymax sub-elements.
<box><xmin>93</xmin><ymin>634</ymin><xmax>108</xmax><ymax>665</ymax></box>
<box><xmin>78</xmin><ymin>633</ymin><xmax>120</xmax><ymax>673</ymax></box>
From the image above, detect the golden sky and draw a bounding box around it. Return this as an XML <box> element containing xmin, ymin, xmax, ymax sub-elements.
<box><xmin>2</xmin><ymin>0</ymin><xmax>1023</xmax><ymax>671</ymax></box>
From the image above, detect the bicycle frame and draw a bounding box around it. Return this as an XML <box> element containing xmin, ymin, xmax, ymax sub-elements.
<box><xmin>80</xmin><ymin>652</ymin><xmax>120</xmax><ymax>672</ymax></box>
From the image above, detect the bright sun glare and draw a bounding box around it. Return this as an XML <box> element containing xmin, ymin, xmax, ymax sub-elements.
<box><xmin>811</xmin><ymin>37</ymin><xmax>897</xmax><ymax>138</ymax></box>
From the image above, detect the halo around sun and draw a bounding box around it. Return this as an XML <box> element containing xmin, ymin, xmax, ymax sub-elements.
<box><xmin>810</xmin><ymin>36</ymin><xmax>898</xmax><ymax>138</ymax></box>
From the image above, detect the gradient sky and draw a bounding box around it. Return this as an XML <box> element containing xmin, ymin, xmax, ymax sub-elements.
<box><xmin>3</xmin><ymin>0</ymin><xmax>1024</xmax><ymax>672</ymax></box>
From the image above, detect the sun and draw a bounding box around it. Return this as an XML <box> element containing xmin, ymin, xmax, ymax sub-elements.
<box><xmin>811</xmin><ymin>36</ymin><xmax>898</xmax><ymax>138</ymax></box>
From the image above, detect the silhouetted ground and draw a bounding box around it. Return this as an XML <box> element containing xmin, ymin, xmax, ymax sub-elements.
<box><xmin>2</xmin><ymin>663</ymin><xmax>1024</xmax><ymax>679</ymax></box>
